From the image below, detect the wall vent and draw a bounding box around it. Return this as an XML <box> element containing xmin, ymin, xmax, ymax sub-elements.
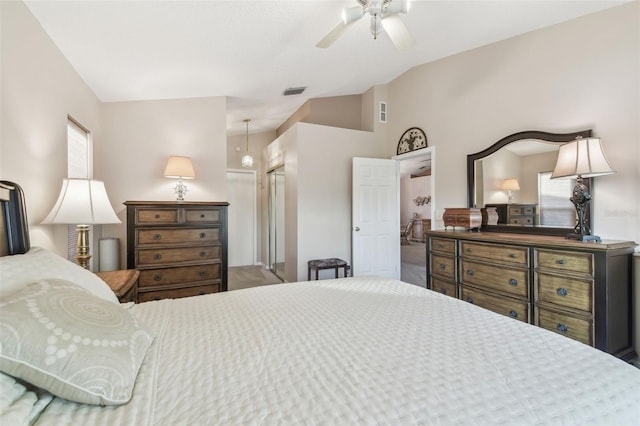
<box><xmin>283</xmin><ymin>86</ymin><xmax>307</xmax><ymax>96</ymax></box>
<box><xmin>379</xmin><ymin>101</ymin><xmax>387</xmax><ymax>123</ymax></box>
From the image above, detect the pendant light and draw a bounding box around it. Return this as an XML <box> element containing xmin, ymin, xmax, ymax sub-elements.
<box><xmin>241</xmin><ymin>118</ymin><xmax>254</xmax><ymax>168</ymax></box>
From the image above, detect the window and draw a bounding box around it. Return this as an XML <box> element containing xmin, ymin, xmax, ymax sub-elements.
<box><xmin>538</xmin><ymin>171</ymin><xmax>575</xmax><ymax>227</ymax></box>
<box><xmin>66</xmin><ymin>117</ymin><xmax>93</xmax><ymax>261</ymax></box>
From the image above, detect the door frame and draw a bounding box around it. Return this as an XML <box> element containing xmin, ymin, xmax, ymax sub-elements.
<box><xmin>226</xmin><ymin>168</ymin><xmax>258</xmax><ymax>266</ymax></box>
<box><xmin>393</xmin><ymin>146</ymin><xmax>436</xmax><ymax>228</ymax></box>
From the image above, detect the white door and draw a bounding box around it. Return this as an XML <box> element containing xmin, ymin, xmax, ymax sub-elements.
<box><xmin>226</xmin><ymin>169</ymin><xmax>256</xmax><ymax>267</ymax></box>
<box><xmin>352</xmin><ymin>157</ymin><xmax>400</xmax><ymax>279</ymax></box>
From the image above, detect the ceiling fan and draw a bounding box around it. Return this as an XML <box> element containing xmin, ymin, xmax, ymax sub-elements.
<box><xmin>316</xmin><ymin>0</ymin><xmax>415</xmax><ymax>51</ymax></box>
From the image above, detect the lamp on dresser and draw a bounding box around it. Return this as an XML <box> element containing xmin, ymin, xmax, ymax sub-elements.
<box><xmin>550</xmin><ymin>136</ymin><xmax>614</xmax><ymax>242</ymax></box>
<box><xmin>501</xmin><ymin>178</ymin><xmax>520</xmax><ymax>203</ymax></box>
<box><xmin>164</xmin><ymin>156</ymin><xmax>196</xmax><ymax>201</ymax></box>
<box><xmin>42</xmin><ymin>179</ymin><xmax>121</xmax><ymax>269</ymax></box>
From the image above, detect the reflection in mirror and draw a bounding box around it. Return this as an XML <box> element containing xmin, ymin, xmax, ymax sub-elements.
<box><xmin>467</xmin><ymin>130</ymin><xmax>592</xmax><ymax>236</ymax></box>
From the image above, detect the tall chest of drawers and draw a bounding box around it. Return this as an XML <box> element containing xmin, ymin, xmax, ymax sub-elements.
<box><xmin>125</xmin><ymin>201</ymin><xmax>228</xmax><ymax>302</ymax></box>
<box><xmin>425</xmin><ymin>230</ymin><xmax>637</xmax><ymax>360</ymax></box>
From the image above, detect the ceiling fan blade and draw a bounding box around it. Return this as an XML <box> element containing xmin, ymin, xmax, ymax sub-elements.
<box><xmin>382</xmin><ymin>15</ymin><xmax>415</xmax><ymax>51</ymax></box>
<box><xmin>316</xmin><ymin>21</ymin><xmax>352</xmax><ymax>48</ymax></box>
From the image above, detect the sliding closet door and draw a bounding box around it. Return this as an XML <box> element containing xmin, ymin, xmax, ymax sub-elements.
<box><xmin>268</xmin><ymin>167</ymin><xmax>285</xmax><ymax>279</ymax></box>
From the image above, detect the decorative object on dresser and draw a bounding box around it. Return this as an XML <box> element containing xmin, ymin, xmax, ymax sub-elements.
<box><xmin>481</xmin><ymin>207</ymin><xmax>498</xmax><ymax>226</ymax></box>
<box><xmin>501</xmin><ymin>178</ymin><xmax>520</xmax><ymax>203</ymax></box>
<box><xmin>550</xmin><ymin>136</ymin><xmax>614</xmax><ymax>242</ymax></box>
<box><xmin>485</xmin><ymin>203</ymin><xmax>537</xmax><ymax>226</ymax></box>
<box><xmin>42</xmin><ymin>179</ymin><xmax>121</xmax><ymax>269</ymax></box>
<box><xmin>95</xmin><ymin>269</ymin><xmax>139</xmax><ymax>303</ymax></box>
<box><xmin>163</xmin><ymin>156</ymin><xmax>196</xmax><ymax>201</ymax></box>
<box><xmin>425</xmin><ymin>230</ymin><xmax>637</xmax><ymax>360</ymax></box>
<box><xmin>442</xmin><ymin>208</ymin><xmax>482</xmax><ymax>231</ymax></box>
<box><xmin>125</xmin><ymin>201</ymin><xmax>228</xmax><ymax>302</ymax></box>
<box><xmin>241</xmin><ymin>118</ymin><xmax>254</xmax><ymax>168</ymax></box>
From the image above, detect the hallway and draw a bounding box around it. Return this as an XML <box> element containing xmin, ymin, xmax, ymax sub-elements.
<box><xmin>401</xmin><ymin>242</ymin><xmax>427</xmax><ymax>288</ymax></box>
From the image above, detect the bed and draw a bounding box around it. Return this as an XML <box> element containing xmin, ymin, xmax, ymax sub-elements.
<box><xmin>1</xmin><ymin>181</ymin><xmax>639</xmax><ymax>425</ymax></box>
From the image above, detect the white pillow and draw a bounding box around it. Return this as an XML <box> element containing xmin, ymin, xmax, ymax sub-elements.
<box><xmin>0</xmin><ymin>279</ymin><xmax>154</xmax><ymax>405</ymax></box>
<box><xmin>0</xmin><ymin>247</ymin><xmax>118</xmax><ymax>303</ymax></box>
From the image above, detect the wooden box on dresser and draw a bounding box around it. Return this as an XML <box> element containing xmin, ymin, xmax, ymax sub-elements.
<box><xmin>425</xmin><ymin>230</ymin><xmax>637</xmax><ymax>360</ymax></box>
<box><xmin>125</xmin><ymin>201</ymin><xmax>228</xmax><ymax>302</ymax></box>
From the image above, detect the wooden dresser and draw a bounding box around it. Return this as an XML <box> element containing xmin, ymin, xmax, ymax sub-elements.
<box><xmin>125</xmin><ymin>201</ymin><xmax>228</xmax><ymax>302</ymax></box>
<box><xmin>425</xmin><ymin>230</ymin><xmax>637</xmax><ymax>360</ymax></box>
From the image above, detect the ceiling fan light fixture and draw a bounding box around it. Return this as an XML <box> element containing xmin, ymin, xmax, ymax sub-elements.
<box><xmin>370</xmin><ymin>14</ymin><xmax>383</xmax><ymax>38</ymax></box>
<box><xmin>386</xmin><ymin>0</ymin><xmax>411</xmax><ymax>15</ymax></box>
<box><xmin>342</xmin><ymin>6</ymin><xmax>365</xmax><ymax>24</ymax></box>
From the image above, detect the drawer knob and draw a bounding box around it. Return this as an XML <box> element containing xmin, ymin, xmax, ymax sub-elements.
<box><xmin>440</xmin><ymin>288</ymin><xmax>447</xmax><ymax>295</ymax></box>
<box><xmin>439</xmin><ymin>263</ymin><xmax>446</xmax><ymax>270</ymax></box>
<box><xmin>199</xmin><ymin>270</ymin><xmax>208</xmax><ymax>277</ymax></box>
<box><xmin>200</xmin><ymin>214</ymin><xmax>205</xmax><ymax>218</ymax></box>
<box><xmin>466</xmin><ymin>247</ymin><xmax>473</xmax><ymax>252</ymax></box>
<box><xmin>200</xmin><ymin>251</ymin><xmax>206</xmax><ymax>257</ymax></box>
<box><xmin>438</xmin><ymin>243</ymin><xmax>444</xmax><ymax>248</ymax></box>
<box><xmin>199</xmin><ymin>232</ymin><xmax>206</xmax><ymax>239</ymax></box>
<box><xmin>466</xmin><ymin>269</ymin><xmax>474</xmax><ymax>276</ymax></box>
<box><xmin>557</xmin><ymin>259</ymin><xmax>566</xmax><ymax>265</ymax></box>
<box><xmin>509</xmin><ymin>278</ymin><xmax>518</xmax><ymax>286</ymax></box>
<box><xmin>509</xmin><ymin>253</ymin><xmax>517</xmax><ymax>258</ymax></box>
<box><xmin>153</xmin><ymin>233</ymin><xmax>162</xmax><ymax>241</ymax></box>
<box><xmin>509</xmin><ymin>310</ymin><xmax>519</xmax><ymax>319</ymax></box>
<box><xmin>199</xmin><ymin>291</ymin><xmax>206</xmax><ymax>295</ymax></box>
<box><xmin>153</xmin><ymin>274</ymin><xmax>162</xmax><ymax>282</ymax></box>
<box><xmin>153</xmin><ymin>253</ymin><xmax>162</xmax><ymax>260</ymax></box>
<box><xmin>466</xmin><ymin>297</ymin><xmax>474</xmax><ymax>304</ymax></box>
<box><xmin>557</xmin><ymin>288</ymin><xmax>569</xmax><ymax>297</ymax></box>
<box><xmin>155</xmin><ymin>214</ymin><xmax>160</xmax><ymax>219</ymax></box>
<box><xmin>557</xmin><ymin>324</ymin><xmax>569</xmax><ymax>333</ymax></box>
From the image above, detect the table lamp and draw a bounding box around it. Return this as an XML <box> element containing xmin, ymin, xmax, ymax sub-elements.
<box><xmin>501</xmin><ymin>178</ymin><xmax>520</xmax><ymax>203</ymax></box>
<box><xmin>164</xmin><ymin>156</ymin><xmax>195</xmax><ymax>201</ymax></box>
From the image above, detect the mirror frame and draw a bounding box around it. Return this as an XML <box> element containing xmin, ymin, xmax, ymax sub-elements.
<box><xmin>467</xmin><ymin>129</ymin><xmax>593</xmax><ymax>236</ymax></box>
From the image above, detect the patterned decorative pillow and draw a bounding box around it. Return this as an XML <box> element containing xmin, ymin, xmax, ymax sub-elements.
<box><xmin>0</xmin><ymin>279</ymin><xmax>154</xmax><ymax>405</ymax></box>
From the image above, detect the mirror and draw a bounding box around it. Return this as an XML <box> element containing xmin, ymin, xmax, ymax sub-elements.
<box><xmin>467</xmin><ymin>130</ymin><xmax>592</xmax><ymax>236</ymax></box>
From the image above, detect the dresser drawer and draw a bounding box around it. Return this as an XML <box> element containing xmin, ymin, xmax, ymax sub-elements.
<box><xmin>185</xmin><ymin>208</ymin><xmax>222</xmax><ymax>224</ymax></box>
<box><xmin>536</xmin><ymin>306</ymin><xmax>592</xmax><ymax>346</ymax></box>
<box><xmin>431</xmin><ymin>277</ymin><xmax>456</xmax><ymax>298</ymax></box>
<box><xmin>430</xmin><ymin>237</ymin><xmax>456</xmax><ymax>255</ymax></box>
<box><xmin>139</xmin><ymin>264</ymin><xmax>221</xmax><ymax>288</ymax></box>
<box><xmin>460</xmin><ymin>241</ymin><xmax>529</xmax><ymax>267</ymax></box>
<box><xmin>508</xmin><ymin>206</ymin><xmax>535</xmax><ymax>216</ymax></box>
<box><xmin>535</xmin><ymin>249</ymin><xmax>593</xmax><ymax>276</ymax></box>
<box><xmin>460</xmin><ymin>259</ymin><xmax>528</xmax><ymax>298</ymax></box>
<box><xmin>136</xmin><ymin>208</ymin><xmax>179</xmax><ymax>225</ymax></box>
<box><xmin>431</xmin><ymin>254</ymin><xmax>456</xmax><ymax>280</ymax></box>
<box><xmin>138</xmin><ymin>284</ymin><xmax>220</xmax><ymax>302</ymax></box>
<box><xmin>137</xmin><ymin>227</ymin><xmax>220</xmax><ymax>246</ymax></box>
<box><xmin>461</xmin><ymin>287</ymin><xmax>529</xmax><ymax>323</ymax></box>
<box><xmin>535</xmin><ymin>272</ymin><xmax>593</xmax><ymax>313</ymax></box>
<box><xmin>509</xmin><ymin>216</ymin><xmax>534</xmax><ymax>225</ymax></box>
<box><xmin>137</xmin><ymin>246</ymin><xmax>221</xmax><ymax>267</ymax></box>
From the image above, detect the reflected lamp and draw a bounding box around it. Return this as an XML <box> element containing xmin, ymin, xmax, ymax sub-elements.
<box><xmin>501</xmin><ymin>178</ymin><xmax>520</xmax><ymax>203</ymax></box>
<box><xmin>550</xmin><ymin>137</ymin><xmax>614</xmax><ymax>242</ymax></box>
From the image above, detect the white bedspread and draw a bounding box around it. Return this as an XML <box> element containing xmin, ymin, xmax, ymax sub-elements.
<box><xmin>29</xmin><ymin>277</ymin><xmax>640</xmax><ymax>425</ymax></box>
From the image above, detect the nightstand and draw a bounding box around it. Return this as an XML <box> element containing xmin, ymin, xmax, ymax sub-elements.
<box><xmin>96</xmin><ymin>269</ymin><xmax>139</xmax><ymax>303</ymax></box>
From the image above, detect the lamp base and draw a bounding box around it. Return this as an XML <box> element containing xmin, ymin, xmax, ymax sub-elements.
<box><xmin>75</xmin><ymin>224</ymin><xmax>91</xmax><ymax>269</ymax></box>
<box><xmin>565</xmin><ymin>232</ymin><xmax>601</xmax><ymax>243</ymax></box>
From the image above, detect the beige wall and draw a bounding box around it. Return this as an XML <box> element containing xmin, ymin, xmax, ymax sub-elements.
<box><xmin>0</xmin><ymin>0</ymin><xmax>102</xmax><ymax>254</ymax></box>
<box><xmin>277</xmin><ymin>95</ymin><xmax>363</xmax><ymax>136</ymax></box>
<box><xmin>386</xmin><ymin>2</ymin><xmax>639</xmax><ymax>245</ymax></box>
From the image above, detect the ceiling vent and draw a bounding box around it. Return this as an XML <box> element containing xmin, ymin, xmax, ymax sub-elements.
<box><xmin>283</xmin><ymin>86</ymin><xmax>306</xmax><ymax>96</ymax></box>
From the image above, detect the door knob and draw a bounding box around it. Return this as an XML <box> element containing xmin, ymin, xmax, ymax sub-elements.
<box><xmin>354</xmin><ymin>226</ymin><xmax>360</xmax><ymax>231</ymax></box>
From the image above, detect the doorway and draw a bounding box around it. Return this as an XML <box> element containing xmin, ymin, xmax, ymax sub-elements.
<box><xmin>268</xmin><ymin>166</ymin><xmax>285</xmax><ymax>279</ymax></box>
<box><xmin>226</xmin><ymin>169</ymin><xmax>257</xmax><ymax>267</ymax></box>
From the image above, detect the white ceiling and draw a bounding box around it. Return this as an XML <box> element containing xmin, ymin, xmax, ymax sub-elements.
<box><xmin>24</xmin><ymin>0</ymin><xmax>627</xmax><ymax>136</ymax></box>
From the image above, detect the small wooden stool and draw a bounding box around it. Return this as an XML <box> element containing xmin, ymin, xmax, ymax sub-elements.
<box><xmin>307</xmin><ymin>258</ymin><xmax>350</xmax><ymax>280</ymax></box>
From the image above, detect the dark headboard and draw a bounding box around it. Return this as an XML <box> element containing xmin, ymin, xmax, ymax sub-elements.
<box><xmin>0</xmin><ymin>181</ymin><xmax>30</xmax><ymax>256</ymax></box>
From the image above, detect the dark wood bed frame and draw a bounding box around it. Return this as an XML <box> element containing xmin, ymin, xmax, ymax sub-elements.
<box><xmin>0</xmin><ymin>180</ymin><xmax>31</xmax><ymax>257</ymax></box>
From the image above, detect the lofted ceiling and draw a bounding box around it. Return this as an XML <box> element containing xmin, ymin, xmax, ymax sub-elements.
<box><xmin>24</xmin><ymin>0</ymin><xmax>628</xmax><ymax>136</ymax></box>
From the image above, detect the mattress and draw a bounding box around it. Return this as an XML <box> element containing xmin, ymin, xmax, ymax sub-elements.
<box><xmin>21</xmin><ymin>276</ymin><xmax>640</xmax><ymax>424</ymax></box>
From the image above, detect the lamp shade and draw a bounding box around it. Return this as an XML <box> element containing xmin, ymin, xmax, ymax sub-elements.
<box><xmin>164</xmin><ymin>156</ymin><xmax>195</xmax><ymax>179</ymax></box>
<box><xmin>42</xmin><ymin>179</ymin><xmax>121</xmax><ymax>225</ymax></box>
<box><xmin>551</xmin><ymin>137</ymin><xmax>614</xmax><ymax>179</ymax></box>
<box><xmin>501</xmin><ymin>178</ymin><xmax>520</xmax><ymax>191</ymax></box>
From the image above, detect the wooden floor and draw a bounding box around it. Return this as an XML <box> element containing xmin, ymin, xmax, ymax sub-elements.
<box><xmin>228</xmin><ymin>265</ymin><xmax>283</xmax><ymax>291</ymax></box>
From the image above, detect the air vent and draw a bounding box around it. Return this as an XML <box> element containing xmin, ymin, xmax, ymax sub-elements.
<box><xmin>283</xmin><ymin>86</ymin><xmax>306</xmax><ymax>96</ymax></box>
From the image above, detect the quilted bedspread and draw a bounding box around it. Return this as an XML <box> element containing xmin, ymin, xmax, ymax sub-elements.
<box><xmin>29</xmin><ymin>276</ymin><xmax>640</xmax><ymax>425</ymax></box>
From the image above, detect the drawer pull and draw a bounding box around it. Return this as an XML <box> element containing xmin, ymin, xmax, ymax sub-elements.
<box><xmin>440</xmin><ymin>288</ymin><xmax>448</xmax><ymax>295</ymax></box>
<box><xmin>466</xmin><ymin>269</ymin><xmax>474</xmax><ymax>276</ymax></box>
<box><xmin>509</xmin><ymin>278</ymin><xmax>518</xmax><ymax>286</ymax></box>
<box><xmin>438</xmin><ymin>243</ymin><xmax>444</xmax><ymax>248</ymax></box>
<box><xmin>153</xmin><ymin>233</ymin><xmax>162</xmax><ymax>241</ymax></box>
<box><xmin>199</xmin><ymin>232</ymin><xmax>206</xmax><ymax>239</ymax></box>
<box><xmin>466</xmin><ymin>297</ymin><xmax>474</xmax><ymax>304</ymax></box>
<box><xmin>466</xmin><ymin>247</ymin><xmax>473</xmax><ymax>252</ymax></box>
<box><xmin>198</xmin><ymin>291</ymin><xmax>206</xmax><ymax>295</ymax></box>
<box><xmin>155</xmin><ymin>214</ymin><xmax>160</xmax><ymax>219</ymax></box>
<box><xmin>153</xmin><ymin>274</ymin><xmax>162</xmax><ymax>282</ymax></box>
<box><xmin>557</xmin><ymin>288</ymin><xmax>569</xmax><ymax>297</ymax></box>
<box><xmin>509</xmin><ymin>253</ymin><xmax>517</xmax><ymax>258</ymax></box>
<box><xmin>153</xmin><ymin>296</ymin><xmax>161</xmax><ymax>301</ymax></box>
<box><xmin>509</xmin><ymin>310</ymin><xmax>519</xmax><ymax>319</ymax></box>
<box><xmin>200</xmin><ymin>251</ymin><xmax>206</xmax><ymax>257</ymax></box>
<box><xmin>199</xmin><ymin>270</ymin><xmax>208</xmax><ymax>277</ymax></box>
<box><xmin>557</xmin><ymin>324</ymin><xmax>569</xmax><ymax>333</ymax></box>
<box><xmin>153</xmin><ymin>253</ymin><xmax>162</xmax><ymax>260</ymax></box>
<box><xmin>557</xmin><ymin>259</ymin><xmax>566</xmax><ymax>265</ymax></box>
<box><xmin>200</xmin><ymin>214</ymin><xmax>205</xmax><ymax>218</ymax></box>
<box><xmin>439</xmin><ymin>263</ymin><xmax>446</xmax><ymax>270</ymax></box>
